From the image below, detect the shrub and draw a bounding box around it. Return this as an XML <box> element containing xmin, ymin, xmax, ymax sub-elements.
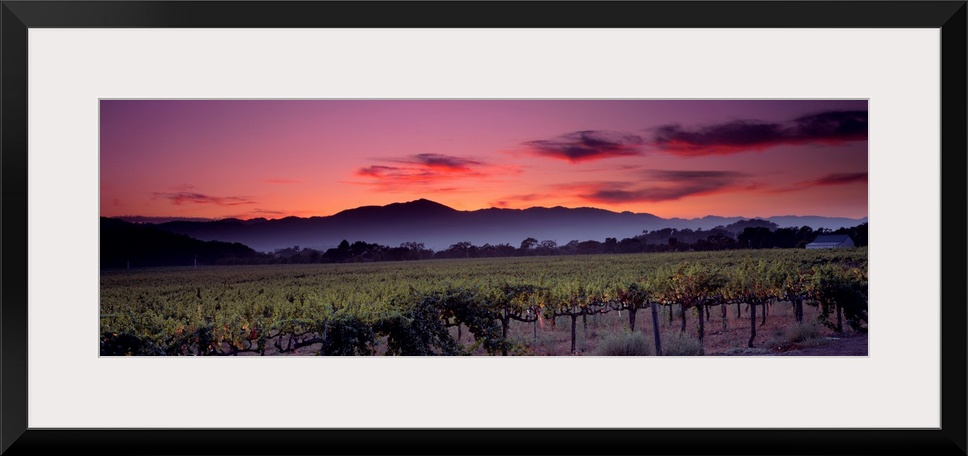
<box><xmin>595</xmin><ymin>331</ymin><xmax>653</xmax><ymax>356</ymax></box>
<box><xmin>768</xmin><ymin>322</ymin><xmax>824</xmax><ymax>348</ymax></box>
<box><xmin>661</xmin><ymin>332</ymin><xmax>704</xmax><ymax>356</ymax></box>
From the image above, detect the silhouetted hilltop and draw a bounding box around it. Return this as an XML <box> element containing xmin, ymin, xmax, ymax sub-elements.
<box><xmin>332</xmin><ymin>198</ymin><xmax>459</xmax><ymax>221</ymax></box>
<box><xmin>100</xmin><ymin>217</ymin><xmax>269</xmax><ymax>269</ymax></box>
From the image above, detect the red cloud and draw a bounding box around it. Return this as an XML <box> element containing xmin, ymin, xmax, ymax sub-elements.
<box><xmin>355</xmin><ymin>153</ymin><xmax>516</xmax><ymax>192</ymax></box>
<box><xmin>487</xmin><ymin>193</ymin><xmax>555</xmax><ymax>208</ymax></box>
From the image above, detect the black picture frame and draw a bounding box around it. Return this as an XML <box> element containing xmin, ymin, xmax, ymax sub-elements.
<box><xmin>2</xmin><ymin>1</ymin><xmax>965</xmax><ymax>455</ymax></box>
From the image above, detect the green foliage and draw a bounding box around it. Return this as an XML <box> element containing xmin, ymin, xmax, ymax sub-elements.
<box><xmin>433</xmin><ymin>287</ymin><xmax>505</xmax><ymax>355</ymax></box>
<box><xmin>723</xmin><ymin>258</ymin><xmax>778</xmax><ymax>303</ymax></box>
<box><xmin>321</xmin><ymin>315</ymin><xmax>376</xmax><ymax>355</ymax></box>
<box><xmin>610</xmin><ymin>281</ymin><xmax>652</xmax><ymax>312</ymax></box>
<box><xmin>445</xmin><ymin>290</ymin><xmax>508</xmax><ymax>355</ymax></box>
<box><xmin>809</xmin><ymin>263</ymin><xmax>868</xmax><ymax>332</ymax></box>
<box><xmin>376</xmin><ymin>293</ymin><xmax>461</xmax><ymax>356</ymax></box>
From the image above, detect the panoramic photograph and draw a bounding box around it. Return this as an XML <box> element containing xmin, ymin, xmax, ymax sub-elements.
<box><xmin>99</xmin><ymin>99</ymin><xmax>868</xmax><ymax>356</ymax></box>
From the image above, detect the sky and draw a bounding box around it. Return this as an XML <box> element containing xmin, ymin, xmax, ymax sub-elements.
<box><xmin>100</xmin><ymin>100</ymin><xmax>868</xmax><ymax>221</ymax></box>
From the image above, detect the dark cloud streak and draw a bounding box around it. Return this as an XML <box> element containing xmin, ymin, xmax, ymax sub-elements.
<box><xmin>652</xmin><ymin>110</ymin><xmax>868</xmax><ymax>156</ymax></box>
<box><xmin>792</xmin><ymin>111</ymin><xmax>868</xmax><ymax>141</ymax></box>
<box><xmin>396</xmin><ymin>153</ymin><xmax>483</xmax><ymax>170</ymax></box>
<box><xmin>812</xmin><ymin>172</ymin><xmax>868</xmax><ymax>186</ymax></box>
<box><xmin>524</xmin><ymin>130</ymin><xmax>644</xmax><ymax>163</ymax></box>
<box><xmin>768</xmin><ymin>172</ymin><xmax>868</xmax><ymax>193</ymax></box>
<box><xmin>584</xmin><ymin>170</ymin><xmax>746</xmax><ymax>203</ymax></box>
<box><xmin>153</xmin><ymin>192</ymin><xmax>255</xmax><ymax>206</ymax></box>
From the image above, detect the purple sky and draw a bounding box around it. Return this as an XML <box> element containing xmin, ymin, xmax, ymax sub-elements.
<box><xmin>100</xmin><ymin>99</ymin><xmax>868</xmax><ymax>220</ymax></box>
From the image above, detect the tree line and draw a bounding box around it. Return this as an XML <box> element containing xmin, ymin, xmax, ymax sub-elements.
<box><xmin>267</xmin><ymin>223</ymin><xmax>867</xmax><ymax>264</ymax></box>
<box><xmin>101</xmin><ymin>215</ymin><xmax>867</xmax><ymax>268</ymax></box>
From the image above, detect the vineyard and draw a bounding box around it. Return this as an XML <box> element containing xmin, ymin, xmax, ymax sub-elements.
<box><xmin>100</xmin><ymin>248</ymin><xmax>868</xmax><ymax>356</ymax></box>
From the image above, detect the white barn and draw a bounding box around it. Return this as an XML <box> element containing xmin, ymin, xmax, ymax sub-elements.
<box><xmin>805</xmin><ymin>234</ymin><xmax>855</xmax><ymax>249</ymax></box>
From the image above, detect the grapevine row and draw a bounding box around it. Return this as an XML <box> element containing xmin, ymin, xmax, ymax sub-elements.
<box><xmin>100</xmin><ymin>249</ymin><xmax>867</xmax><ymax>355</ymax></box>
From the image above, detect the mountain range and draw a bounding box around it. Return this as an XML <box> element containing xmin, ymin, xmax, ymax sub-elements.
<box><xmin>123</xmin><ymin>199</ymin><xmax>868</xmax><ymax>253</ymax></box>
